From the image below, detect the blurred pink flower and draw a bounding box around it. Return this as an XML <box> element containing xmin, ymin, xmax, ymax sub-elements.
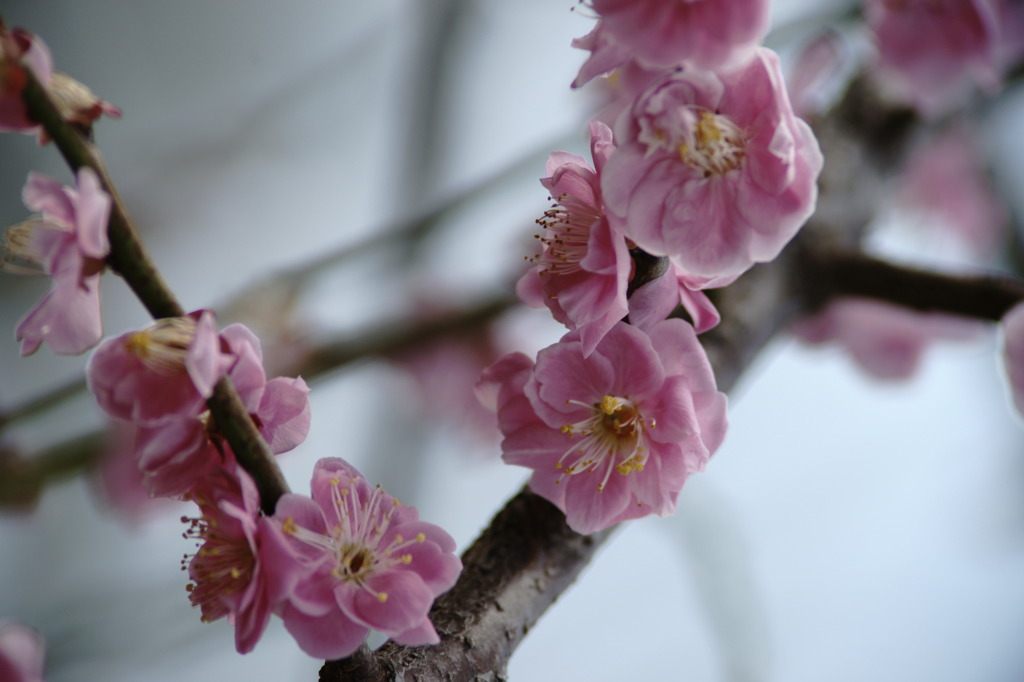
<box><xmin>866</xmin><ymin>0</ymin><xmax>1001</xmax><ymax>116</ymax></box>
<box><xmin>587</xmin><ymin>0</ymin><xmax>770</xmax><ymax>71</ymax></box>
<box><xmin>602</xmin><ymin>48</ymin><xmax>823</xmax><ymax>286</ymax></box>
<box><xmin>0</xmin><ymin>25</ymin><xmax>119</xmax><ymax>139</ymax></box>
<box><xmin>271</xmin><ymin>458</ymin><xmax>461</xmax><ymax>659</ymax></box>
<box><xmin>8</xmin><ymin>168</ymin><xmax>111</xmax><ymax>356</ymax></box>
<box><xmin>792</xmin><ymin>298</ymin><xmax>982</xmax><ymax>381</ymax></box>
<box><xmin>183</xmin><ymin>464</ymin><xmax>305</xmax><ymax>654</ymax></box>
<box><xmin>478</xmin><ymin>320</ymin><xmax>727</xmax><ymax>534</ymax></box>
<box><xmin>0</xmin><ymin>622</ymin><xmax>46</xmax><ymax>682</ymax></box>
<box><xmin>895</xmin><ymin>124</ymin><xmax>1007</xmax><ymax>257</ymax></box>
<box><xmin>87</xmin><ymin>310</ymin><xmax>227</xmax><ymax>425</ymax></box>
<box><xmin>0</xmin><ymin>27</ymin><xmax>53</xmax><ymax>134</ymax></box>
<box><xmin>1001</xmin><ymin>301</ymin><xmax>1024</xmax><ymax>416</ymax></box>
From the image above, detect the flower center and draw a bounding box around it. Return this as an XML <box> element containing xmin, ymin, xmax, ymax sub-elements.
<box><xmin>529</xmin><ymin>193</ymin><xmax>603</xmax><ymax>276</ymax></box>
<box><xmin>557</xmin><ymin>394</ymin><xmax>654</xmax><ymax>491</ymax></box>
<box><xmin>677</xmin><ymin>109</ymin><xmax>747</xmax><ymax>177</ymax></box>
<box><xmin>282</xmin><ymin>477</ymin><xmax>425</xmax><ymax>604</ymax></box>
<box><xmin>0</xmin><ymin>218</ymin><xmax>50</xmax><ymax>275</ymax></box>
<box><xmin>181</xmin><ymin>509</ymin><xmax>255</xmax><ymax>623</ymax></box>
<box><xmin>124</xmin><ymin>316</ymin><xmax>197</xmax><ymax>374</ymax></box>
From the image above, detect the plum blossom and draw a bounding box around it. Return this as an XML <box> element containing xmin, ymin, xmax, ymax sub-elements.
<box><xmin>1001</xmin><ymin>301</ymin><xmax>1024</xmax><ymax>416</ymax></box>
<box><xmin>0</xmin><ymin>24</ymin><xmax>119</xmax><ymax>139</ymax></box>
<box><xmin>5</xmin><ymin>168</ymin><xmax>111</xmax><ymax>356</ymax></box>
<box><xmin>477</xmin><ymin>320</ymin><xmax>727</xmax><ymax>534</ymax></box>
<box><xmin>270</xmin><ymin>458</ymin><xmax>461</xmax><ymax>659</ymax></box>
<box><xmin>602</xmin><ymin>48</ymin><xmax>823</xmax><ymax>286</ymax></box>
<box><xmin>517</xmin><ymin>121</ymin><xmax>630</xmax><ymax>356</ymax></box>
<box><xmin>183</xmin><ymin>464</ymin><xmax>306</xmax><ymax>654</ymax></box>
<box><xmin>580</xmin><ymin>0</ymin><xmax>770</xmax><ymax>76</ymax></box>
<box><xmin>94</xmin><ymin>320</ymin><xmax>311</xmax><ymax>498</ymax></box>
<box><xmin>865</xmin><ymin>0</ymin><xmax>1001</xmax><ymax>116</ymax></box>
<box><xmin>87</xmin><ymin>310</ymin><xmax>226</xmax><ymax>425</ymax></box>
<box><xmin>894</xmin><ymin>124</ymin><xmax>1007</xmax><ymax>258</ymax></box>
<box><xmin>792</xmin><ymin>298</ymin><xmax>982</xmax><ymax>381</ymax></box>
<box><xmin>0</xmin><ymin>622</ymin><xmax>46</xmax><ymax>682</ymax></box>
<box><xmin>518</xmin><ymin>121</ymin><xmax>718</xmax><ymax>354</ymax></box>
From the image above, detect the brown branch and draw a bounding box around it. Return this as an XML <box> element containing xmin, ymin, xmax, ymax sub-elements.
<box><xmin>18</xmin><ymin>63</ymin><xmax>289</xmax><ymax>513</ymax></box>
<box><xmin>798</xmin><ymin>247</ymin><xmax>1024</xmax><ymax>320</ymax></box>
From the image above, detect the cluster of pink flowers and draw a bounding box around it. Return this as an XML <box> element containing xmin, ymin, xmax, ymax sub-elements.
<box><xmin>1</xmin><ymin>22</ymin><xmax>463</xmax><ymax>660</ymax></box>
<box><xmin>486</xmin><ymin>0</ymin><xmax>829</xmax><ymax>533</ymax></box>
<box><xmin>180</xmin><ymin>457</ymin><xmax>461</xmax><ymax>657</ymax></box>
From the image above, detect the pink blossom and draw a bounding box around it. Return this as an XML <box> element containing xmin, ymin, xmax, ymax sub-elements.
<box><xmin>792</xmin><ymin>298</ymin><xmax>982</xmax><ymax>381</ymax></box>
<box><xmin>602</xmin><ymin>48</ymin><xmax>823</xmax><ymax>286</ymax></box>
<box><xmin>7</xmin><ymin>168</ymin><xmax>111</xmax><ymax>356</ymax></box>
<box><xmin>477</xmin><ymin>320</ymin><xmax>727</xmax><ymax>534</ymax></box>
<box><xmin>87</xmin><ymin>310</ymin><xmax>227</xmax><ymax>425</ymax></box>
<box><xmin>183</xmin><ymin>464</ymin><xmax>305</xmax><ymax>654</ymax></box>
<box><xmin>1001</xmin><ymin>301</ymin><xmax>1024</xmax><ymax>416</ymax></box>
<box><xmin>518</xmin><ymin>121</ymin><xmax>719</xmax><ymax>353</ymax></box>
<box><xmin>587</xmin><ymin>0</ymin><xmax>770</xmax><ymax>71</ymax></box>
<box><xmin>894</xmin><ymin>124</ymin><xmax>1007</xmax><ymax>257</ymax></box>
<box><xmin>866</xmin><ymin>0</ymin><xmax>1001</xmax><ymax>116</ymax></box>
<box><xmin>0</xmin><ymin>622</ymin><xmax>46</xmax><ymax>682</ymax></box>
<box><xmin>0</xmin><ymin>26</ymin><xmax>52</xmax><ymax>134</ymax></box>
<box><xmin>132</xmin><ymin>323</ymin><xmax>311</xmax><ymax>498</ymax></box>
<box><xmin>270</xmin><ymin>458</ymin><xmax>462</xmax><ymax>659</ymax></box>
<box><xmin>0</xmin><ymin>25</ymin><xmax>119</xmax><ymax>139</ymax></box>
<box><xmin>517</xmin><ymin>121</ymin><xmax>630</xmax><ymax>356</ymax></box>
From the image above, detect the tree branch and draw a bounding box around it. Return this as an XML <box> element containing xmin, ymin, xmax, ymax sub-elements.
<box><xmin>19</xmin><ymin>65</ymin><xmax>290</xmax><ymax>513</ymax></box>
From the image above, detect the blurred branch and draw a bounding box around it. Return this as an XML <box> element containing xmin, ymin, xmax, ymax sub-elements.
<box><xmin>19</xmin><ymin>65</ymin><xmax>290</xmax><ymax>513</ymax></box>
<box><xmin>799</xmin><ymin>247</ymin><xmax>1024</xmax><ymax>320</ymax></box>
<box><xmin>0</xmin><ymin>293</ymin><xmax>517</xmax><ymax>509</ymax></box>
<box><xmin>0</xmin><ymin>431</ymin><xmax>105</xmax><ymax>509</ymax></box>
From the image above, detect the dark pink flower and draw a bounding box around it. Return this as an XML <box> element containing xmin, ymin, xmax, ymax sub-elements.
<box><xmin>0</xmin><ymin>25</ymin><xmax>119</xmax><ymax>139</ymax></box>
<box><xmin>602</xmin><ymin>48</ymin><xmax>823</xmax><ymax>286</ymax></box>
<box><xmin>792</xmin><ymin>298</ymin><xmax>982</xmax><ymax>381</ymax></box>
<box><xmin>1001</xmin><ymin>301</ymin><xmax>1024</xmax><ymax>416</ymax></box>
<box><xmin>183</xmin><ymin>464</ymin><xmax>305</xmax><ymax>654</ymax></box>
<box><xmin>0</xmin><ymin>26</ymin><xmax>53</xmax><ymax>135</ymax></box>
<box><xmin>87</xmin><ymin>311</ymin><xmax>227</xmax><ymax>425</ymax></box>
<box><xmin>133</xmin><ymin>323</ymin><xmax>311</xmax><ymax>498</ymax></box>
<box><xmin>0</xmin><ymin>622</ymin><xmax>46</xmax><ymax>682</ymax></box>
<box><xmin>478</xmin><ymin>320</ymin><xmax>727</xmax><ymax>534</ymax></box>
<box><xmin>270</xmin><ymin>458</ymin><xmax>462</xmax><ymax>659</ymax></box>
<box><xmin>6</xmin><ymin>168</ymin><xmax>111</xmax><ymax>356</ymax></box>
<box><xmin>517</xmin><ymin>121</ymin><xmax>630</xmax><ymax>356</ymax></box>
<box><xmin>866</xmin><ymin>0</ymin><xmax>1001</xmax><ymax>116</ymax></box>
<box><xmin>588</xmin><ymin>0</ymin><xmax>770</xmax><ymax>71</ymax></box>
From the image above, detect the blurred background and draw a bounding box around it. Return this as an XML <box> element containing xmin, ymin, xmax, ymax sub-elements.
<box><xmin>2</xmin><ymin>1</ymin><xmax>1024</xmax><ymax>680</ymax></box>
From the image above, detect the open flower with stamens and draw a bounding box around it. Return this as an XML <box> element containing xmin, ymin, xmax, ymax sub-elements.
<box><xmin>87</xmin><ymin>310</ymin><xmax>227</xmax><ymax>425</ymax></box>
<box><xmin>517</xmin><ymin>121</ymin><xmax>630</xmax><ymax>356</ymax></box>
<box><xmin>477</xmin><ymin>320</ymin><xmax>727</xmax><ymax>534</ymax></box>
<box><xmin>270</xmin><ymin>458</ymin><xmax>461</xmax><ymax>659</ymax></box>
<box><xmin>602</xmin><ymin>48</ymin><xmax>823</xmax><ymax>286</ymax></box>
<box><xmin>182</xmin><ymin>463</ymin><xmax>305</xmax><ymax>654</ymax></box>
<box><xmin>6</xmin><ymin>168</ymin><xmax>111</xmax><ymax>356</ymax></box>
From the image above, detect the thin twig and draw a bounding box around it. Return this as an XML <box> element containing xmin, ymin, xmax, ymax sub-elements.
<box><xmin>18</xmin><ymin>65</ymin><xmax>290</xmax><ymax>513</ymax></box>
